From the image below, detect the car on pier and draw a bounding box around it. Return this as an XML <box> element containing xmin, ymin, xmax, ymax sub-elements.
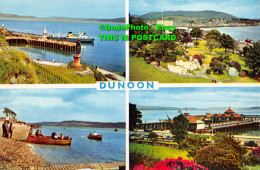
<box><xmin>244</xmin><ymin>140</ymin><xmax>258</xmax><ymax>147</ymax></box>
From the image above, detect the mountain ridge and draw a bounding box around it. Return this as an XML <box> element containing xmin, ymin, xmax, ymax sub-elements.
<box><xmin>0</xmin><ymin>13</ymin><xmax>125</xmax><ymax>23</ymax></box>
<box><xmin>137</xmin><ymin>10</ymin><xmax>237</xmax><ymax>19</ymax></box>
<box><xmin>34</xmin><ymin>121</ymin><xmax>125</xmax><ymax>129</ymax></box>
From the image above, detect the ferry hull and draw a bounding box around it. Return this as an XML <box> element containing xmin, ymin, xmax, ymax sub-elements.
<box><xmin>47</xmin><ymin>37</ymin><xmax>95</xmax><ymax>43</ymax></box>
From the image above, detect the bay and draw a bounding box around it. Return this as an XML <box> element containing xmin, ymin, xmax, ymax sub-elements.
<box><xmin>30</xmin><ymin>126</ymin><xmax>126</xmax><ymax>165</ymax></box>
<box><xmin>203</xmin><ymin>26</ymin><xmax>260</xmax><ymax>42</ymax></box>
<box><xmin>0</xmin><ymin>19</ymin><xmax>125</xmax><ymax>73</ymax></box>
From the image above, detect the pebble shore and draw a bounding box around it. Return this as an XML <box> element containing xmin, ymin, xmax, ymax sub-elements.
<box><xmin>0</xmin><ymin>121</ymin><xmax>46</xmax><ymax>169</ymax></box>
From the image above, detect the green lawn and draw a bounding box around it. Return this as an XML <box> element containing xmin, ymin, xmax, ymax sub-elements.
<box><xmin>130</xmin><ymin>57</ymin><xmax>212</xmax><ymax>83</ymax></box>
<box><xmin>246</xmin><ymin>165</ymin><xmax>260</xmax><ymax>170</ymax></box>
<box><xmin>130</xmin><ymin>143</ymin><xmax>190</xmax><ymax>160</ymax></box>
<box><xmin>45</xmin><ymin>65</ymin><xmax>96</xmax><ymax>83</ymax></box>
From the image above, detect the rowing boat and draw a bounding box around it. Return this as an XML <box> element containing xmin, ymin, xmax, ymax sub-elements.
<box><xmin>28</xmin><ymin>134</ymin><xmax>72</xmax><ymax>145</ymax></box>
<box><xmin>88</xmin><ymin>134</ymin><xmax>102</xmax><ymax>140</ymax></box>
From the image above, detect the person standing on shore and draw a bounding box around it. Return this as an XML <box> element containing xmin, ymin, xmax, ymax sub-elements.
<box><xmin>2</xmin><ymin>122</ymin><xmax>6</xmax><ymax>137</ymax></box>
<box><xmin>9</xmin><ymin>123</ymin><xmax>15</xmax><ymax>138</ymax></box>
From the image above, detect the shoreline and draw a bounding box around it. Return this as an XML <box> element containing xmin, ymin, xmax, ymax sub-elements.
<box><xmin>0</xmin><ymin>120</ymin><xmax>46</xmax><ymax>169</ymax></box>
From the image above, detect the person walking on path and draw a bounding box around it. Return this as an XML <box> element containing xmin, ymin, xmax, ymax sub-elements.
<box><xmin>9</xmin><ymin>123</ymin><xmax>15</xmax><ymax>138</ymax></box>
<box><xmin>2</xmin><ymin>122</ymin><xmax>6</xmax><ymax>137</ymax></box>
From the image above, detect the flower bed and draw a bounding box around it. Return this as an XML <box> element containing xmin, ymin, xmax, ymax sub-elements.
<box><xmin>134</xmin><ymin>157</ymin><xmax>208</xmax><ymax>170</ymax></box>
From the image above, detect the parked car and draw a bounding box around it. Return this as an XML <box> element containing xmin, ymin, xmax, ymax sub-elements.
<box><xmin>144</xmin><ymin>128</ymin><xmax>153</xmax><ymax>132</ymax></box>
<box><xmin>166</xmin><ymin>135</ymin><xmax>173</xmax><ymax>140</ymax></box>
<box><xmin>157</xmin><ymin>135</ymin><xmax>165</xmax><ymax>140</ymax></box>
<box><xmin>129</xmin><ymin>133</ymin><xmax>141</xmax><ymax>140</ymax></box>
<box><xmin>142</xmin><ymin>135</ymin><xmax>149</xmax><ymax>140</ymax></box>
<box><xmin>244</xmin><ymin>140</ymin><xmax>258</xmax><ymax>147</ymax></box>
<box><xmin>105</xmin><ymin>74</ymin><xmax>117</xmax><ymax>80</ymax></box>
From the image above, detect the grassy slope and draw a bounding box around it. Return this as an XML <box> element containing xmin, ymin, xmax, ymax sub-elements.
<box><xmin>130</xmin><ymin>143</ymin><xmax>190</xmax><ymax>160</ymax></box>
<box><xmin>130</xmin><ymin>57</ymin><xmax>212</xmax><ymax>83</ymax></box>
<box><xmin>45</xmin><ymin>66</ymin><xmax>96</xmax><ymax>83</ymax></box>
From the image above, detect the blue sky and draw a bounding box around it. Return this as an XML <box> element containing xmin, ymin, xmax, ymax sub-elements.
<box><xmin>0</xmin><ymin>0</ymin><xmax>125</xmax><ymax>19</ymax></box>
<box><xmin>130</xmin><ymin>0</ymin><xmax>260</xmax><ymax>19</ymax></box>
<box><xmin>0</xmin><ymin>89</ymin><xmax>125</xmax><ymax>123</ymax></box>
<box><xmin>130</xmin><ymin>87</ymin><xmax>260</xmax><ymax>109</ymax></box>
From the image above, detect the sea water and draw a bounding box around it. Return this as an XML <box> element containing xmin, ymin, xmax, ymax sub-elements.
<box><xmin>30</xmin><ymin>126</ymin><xmax>125</xmax><ymax>165</ymax></box>
<box><xmin>0</xmin><ymin>19</ymin><xmax>125</xmax><ymax>73</ymax></box>
<box><xmin>203</xmin><ymin>25</ymin><xmax>260</xmax><ymax>42</ymax></box>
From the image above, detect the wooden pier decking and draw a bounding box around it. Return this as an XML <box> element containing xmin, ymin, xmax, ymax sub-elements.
<box><xmin>20</xmin><ymin>162</ymin><xmax>125</xmax><ymax>170</ymax></box>
<box><xmin>5</xmin><ymin>31</ymin><xmax>77</xmax><ymax>51</ymax></box>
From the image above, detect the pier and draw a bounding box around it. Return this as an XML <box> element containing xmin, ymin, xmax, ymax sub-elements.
<box><xmin>5</xmin><ymin>31</ymin><xmax>77</xmax><ymax>51</ymax></box>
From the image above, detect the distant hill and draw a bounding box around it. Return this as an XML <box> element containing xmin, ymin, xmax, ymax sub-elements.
<box><xmin>137</xmin><ymin>106</ymin><xmax>180</xmax><ymax>110</ymax></box>
<box><xmin>138</xmin><ymin>10</ymin><xmax>237</xmax><ymax>19</ymax></box>
<box><xmin>34</xmin><ymin>121</ymin><xmax>125</xmax><ymax>129</ymax></box>
<box><xmin>0</xmin><ymin>13</ymin><xmax>125</xmax><ymax>23</ymax></box>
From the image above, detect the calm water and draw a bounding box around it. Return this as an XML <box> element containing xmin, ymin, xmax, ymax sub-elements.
<box><xmin>30</xmin><ymin>126</ymin><xmax>125</xmax><ymax>165</ymax></box>
<box><xmin>0</xmin><ymin>19</ymin><xmax>125</xmax><ymax>73</ymax></box>
<box><xmin>140</xmin><ymin>108</ymin><xmax>260</xmax><ymax>122</ymax></box>
<box><xmin>203</xmin><ymin>26</ymin><xmax>260</xmax><ymax>42</ymax></box>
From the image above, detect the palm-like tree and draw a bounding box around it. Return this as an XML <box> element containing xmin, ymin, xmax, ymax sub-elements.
<box><xmin>3</xmin><ymin>108</ymin><xmax>16</xmax><ymax>119</ymax></box>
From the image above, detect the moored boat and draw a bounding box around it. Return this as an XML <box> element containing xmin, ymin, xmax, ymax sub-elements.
<box><xmin>48</xmin><ymin>32</ymin><xmax>95</xmax><ymax>43</ymax></box>
<box><xmin>28</xmin><ymin>134</ymin><xmax>72</xmax><ymax>145</ymax></box>
<box><xmin>114</xmin><ymin>128</ymin><xmax>118</xmax><ymax>132</ymax></box>
<box><xmin>88</xmin><ymin>134</ymin><xmax>102</xmax><ymax>140</ymax></box>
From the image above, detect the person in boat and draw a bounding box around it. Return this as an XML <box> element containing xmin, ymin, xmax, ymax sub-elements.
<box><xmin>36</xmin><ymin>129</ymin><xmax>40</xmax><ymax>136</ymax></box>
<box><xmin>60</xmin><ymin>133</ymin><xmax>64</xmax><ymax>139</ymax></box>
<box><xmin>94</xmin><ymin>131</ymin><xmax>97</xmax><ymax>136</ymax></box>
<box><xmin>89</xmin><ymin>132</ymin><xmax>92</xmax><ymax>136</ymax></box>
<box><xmin>39</xmin><ymin>130</ymin><xmax>43</xmax><ymax>137</ymax></box>
<box><xmin>51</xmin><ymin>132</ymin><xmax>57</xmax><ymax>139</ymax></box>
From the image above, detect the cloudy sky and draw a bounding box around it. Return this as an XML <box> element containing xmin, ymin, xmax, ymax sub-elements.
<box><xmin>130</xmin><ymin>87</ymin><xmax>260</xmax><ymax>109</ymax></box>
<box><xmin>0</xmin><ymin>89</ymin><xmax>125</xmax><ymax>123</ymax></box>
<box><xmin>0</xmin><ymin>0</ymin><xmax>125</xmax><ymax>19</ymax></box>
<box><xmin>130</xmin><ymin>0</ymin><xmax>260</xmax><ymax>19</ymax></box>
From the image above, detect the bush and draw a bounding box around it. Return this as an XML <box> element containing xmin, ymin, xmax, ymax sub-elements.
<box><xmin>194</xmin><ymin>40</ymin><xmax>199</xmax><ymax>47</ymax></box>
<box><xmin>200</xmin><ymin>54</ymin><xmax>206</xmax><ymax>60</ymax></box>
<box><xmin>193</xmin><ymin>55</ymin><xmax>203</xmax><ymax>65</ymax></box>
<box><xmin>211</xmin><ymin>61</ymin><xmax>225</xmax><ymax>75</ymax></box>
<box><xmin>136</xmin><ymin>51</ymin><xmax>145</xmax><ymax>58</ymax></box>
<box><xmin>206</xmin><ymin>69</ymin><xmax>211</xmax><ymax>75</ymax></box>
<box><xmin>130</xmin><ymin>150</ymin><xmax>161</xmax><ymax>170</ymax></box>
<box><xmin>229</xmin><ymin>60</ymin><xmax>241</xmax><ymax>72</ymax></box>
<box><xmin>130</xmin><ymin>50</ymin><xmax>136</xmax><ymax>56</ymax></box>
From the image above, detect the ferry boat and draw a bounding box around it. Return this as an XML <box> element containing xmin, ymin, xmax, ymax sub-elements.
<box><xmin>48</xmin><ymin>32</ymin><xmax>95</xmax><ymax>43</ymax></box>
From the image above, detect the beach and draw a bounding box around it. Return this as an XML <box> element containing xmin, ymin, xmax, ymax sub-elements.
<box><xmin>0</xmin><ymin>121</ymin><xmax>46</xmax><ymax>169</ymax></box>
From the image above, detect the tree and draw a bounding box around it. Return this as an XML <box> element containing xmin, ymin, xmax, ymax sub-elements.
<box><xmin>243</xmin><ymin>41</ymin><xmax>260</xmax><ymax>76</ymax></box>
<box><xmin>148</xmin><ymin>132</ymin><xmax>158</xmax><ymax>143</ymax></box>
<box><xmin>195</xmin><ymin>133</ymin><xmax>247</xmax><ymax>169</ymax></box>
<box><xmin>205</xmin><ymin>29</ymin><xmax>221</xmax><ymax>41</ymax></box>
<box><xmin>194</xmin><ymin>40</ymin><xmax>199</xmax><ymax>47</ymax></box>
<box><xmin>152</xmin><ymin>40</ymin><xmax>176</xmax><ymax>60</ymax></box>
<box><xmin>205</xmin><ymin>38</ymin><xmax>219</xmax><ymax>52</ymax></box>
<box><xmin>129</xmin><ymin>103</ymin><xmax>142</xmax><ymax>131</ymax></box>
<box><xmin>181</xmin><ymin>32</ymin><xmax>193</xmax><ymax>49</ymax></box>
<box><xmin>195</xmin><ymin>144</ymin><xmax>242</xmax><ymax>170</ymax></box>
<box><xmin>211</xmin><ymin>60</ymin><xmax>225</xmax><ymax>75</ymax></box>
<box><xmin>190</xmin><ymin>27</ymin><xmax>202</xmax><ymax>40</ymax></box>
<box><xmin>220</xmin><ymin>34</ymin><xmax>234</xmax><ymax>54</ymax></box>
<box><xmin>171</xmin><ymin>114</ymin><xmax>189</xmax><ymax>147</ymax></box>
